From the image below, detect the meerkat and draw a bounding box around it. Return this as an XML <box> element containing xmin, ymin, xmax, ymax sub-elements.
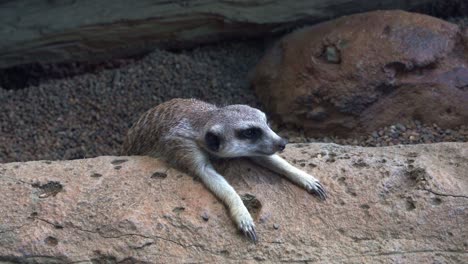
<box><xmin>122</xmin><ymin>98</ymin><xmax>326</xmax><ymax>242</ymax></box>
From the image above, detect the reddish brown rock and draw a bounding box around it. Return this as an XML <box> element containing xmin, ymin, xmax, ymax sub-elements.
<box><xmin>251</xmin><ymin>10</ymin><xmax>468</xmax><ymax>136</ymax></box>
<box><xmin>0</xmin><ymin>143</ymin><xmax>467</xmax><ymax>263</ymax></box>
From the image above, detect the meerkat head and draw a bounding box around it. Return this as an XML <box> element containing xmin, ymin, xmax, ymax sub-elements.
<box><xmin>199</xmin><ymin>104</ymin><xmax>288</xmax><ymax>158</ymax></box>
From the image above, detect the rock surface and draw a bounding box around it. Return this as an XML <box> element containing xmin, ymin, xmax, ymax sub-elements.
<box><xmin>1</xmin><ymin>143</ymin><xmax>467</xmax><ymax>263</ymax></box>
<box><xmin>0</xmin><ymin>0</ymin><xmax>440</xmax><ymax>68</ymax></box>
<box><xmin>251</xmin><ymin>10</ymin><xmax>468</xmax><ymax>137</ymax></box>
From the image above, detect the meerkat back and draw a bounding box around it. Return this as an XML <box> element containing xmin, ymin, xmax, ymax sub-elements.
<box><xmin>121</xmin><ymin>98</ymin><xmax>216</xmax><ymax>157</ymax></box>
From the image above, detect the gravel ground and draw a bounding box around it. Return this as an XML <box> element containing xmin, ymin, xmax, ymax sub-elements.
<box><xmin>0</xmin><ymin>42</ymin><xmax>264</xmax><ymax>162</ymax></box>
<box><xmin>277</xmin><ymin>122</ymin><xmax>468</xmax><ymax>147</ymax></box>
<box><xmin>1</xmin><ymin>38</ymin><xmax>467</xmax><ymax>163</ymax></box>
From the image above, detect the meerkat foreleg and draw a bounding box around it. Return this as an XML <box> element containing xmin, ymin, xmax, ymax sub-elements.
<box><xmin>193</xmin><ymin>159</ymin><xmax>257</xmax><ymax>241</ymax></box>
<box><xmin>251</xmin><ymin>154</ymin><xmax>327</xmax><ymax>200</ymax></box>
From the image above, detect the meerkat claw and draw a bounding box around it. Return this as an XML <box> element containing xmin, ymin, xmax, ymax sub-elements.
<box><xmin>243</xmin><ymin>227</ymin><xmax>258</xmax><ymax>242</ymax></box>
<box><xmin>240</xmin><ymin>221</ymin><xmax>257</xmax><ymax>242</ymax></box>
<box><xmin>317</xmin><ymin>183</ymin><xmax>327</xmax><ymax>200</ymax></box>
<box><xmin>308</xmin><ymin>181</ymin><xmax>327</xmax><ymax>200</ymax></box>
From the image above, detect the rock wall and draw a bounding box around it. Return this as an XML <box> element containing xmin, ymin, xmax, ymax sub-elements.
<box><xmin>1</xmin><ymin>143</ymin><xmax>466</xmax><ymax>263</ymax></box>
<box><xmin>0</xmin><ymin>0</ymin><xmax>439</xmax><ymax>68</ymax></box>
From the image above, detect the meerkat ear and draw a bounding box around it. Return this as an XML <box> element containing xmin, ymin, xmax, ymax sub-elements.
<box><xmin>205</xmin><ymin>131</ymin><xmax>221</xmax><ymax>152</ymax></box>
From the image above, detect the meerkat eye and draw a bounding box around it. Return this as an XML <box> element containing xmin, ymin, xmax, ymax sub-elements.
<box><xmin>237</xmin><ymin>127</ymin><xmax>262</xmax><ymax>140</ymax></box>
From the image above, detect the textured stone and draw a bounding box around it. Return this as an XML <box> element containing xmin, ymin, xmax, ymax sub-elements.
<box><xmin>251</xmin><ymin>10</ymin><xmax>468</xmax><ymax>136</ymax></box>
<box><xmin>0</xmin><ymin>143</ymin><xmax>467</xmax><ymax>263</ymax></box>
<box><xmin>0</xmin><ymin>0</ymin><xmax>440</xmax><ymax>68</ymax></box>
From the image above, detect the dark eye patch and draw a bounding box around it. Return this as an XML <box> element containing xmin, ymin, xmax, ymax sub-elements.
<box><xmin>205</xmin><ymin>131</ymin><xmax>221</xmax><ymax>152</ymax></box>
<box><xmin>237</xmin><ymin>127</ymin><xmax>262</xmax><ymax>140</ymax></box>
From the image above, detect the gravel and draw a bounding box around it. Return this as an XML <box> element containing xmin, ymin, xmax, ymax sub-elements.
<box><xmin>1</xmin><ymin>40</ymin><xmax>467</xmax><ymax>163</ymax></box>
<box><xmin>276</xmin><ymin>121</ymin><xmax>468</xmax><ymax>147</ymax></box>
<box><xmin>0</xmin><ymin>41</ymin><xmax>264</xmax><ymax>162</ymax></box>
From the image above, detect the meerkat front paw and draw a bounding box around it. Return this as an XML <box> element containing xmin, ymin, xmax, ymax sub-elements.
<box><xmin>304</xmin><ymin>177</ymin><xmax>327</xmax><ymax>200</ymax></box>
<box><xmin>239</xmin><ymin>218</ymin><xmax>257</xmax><ymax>242</ymax></box>
<box><xmin>233</xmin><ymin>209</ymin><xmax>257</xmax><ymax>242</ymax></box>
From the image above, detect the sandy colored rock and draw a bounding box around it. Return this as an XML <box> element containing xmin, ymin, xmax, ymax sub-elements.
<box><xmin>251</xmin><ymin>10</ymin><xmax>468</xmax><ymax>136</ymax></box>
<box><xmin>0</xmin><ymin>143</ymin><xmax>467</xmax><ymax>263</ymax></box>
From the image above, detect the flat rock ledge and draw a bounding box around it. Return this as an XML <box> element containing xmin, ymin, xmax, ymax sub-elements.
<box><xmin>0</xmin><ymin>143</ymin><xmax>467</xmax><ymax>263</ymax></box>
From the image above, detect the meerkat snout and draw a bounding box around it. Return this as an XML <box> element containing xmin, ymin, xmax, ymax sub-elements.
<box><xmin>276</xmin><ymin>138</ymin><xmax>288</xmax><ymax>152</ymax></box>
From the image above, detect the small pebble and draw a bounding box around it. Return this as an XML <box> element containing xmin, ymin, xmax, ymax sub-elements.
<box><xmin>201</xmin><ymin>212</ymin><xmax>209</xmax><ymax>221</ymax></box>
<box><xmin>396</xmin><ymin>123</ymin><xmax>406</xmax><ymax>131</ymax></box>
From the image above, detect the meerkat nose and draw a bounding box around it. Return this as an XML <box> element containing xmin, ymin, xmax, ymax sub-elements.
<box><xmin>277</xmin><ymin>138</ymin><xmax>288</xmax><ymax>151</ymax></box>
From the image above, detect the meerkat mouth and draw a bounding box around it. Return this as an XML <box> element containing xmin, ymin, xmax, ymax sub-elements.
<box><xmin>254</xmin><ymin>150</ymin><xmax>277</xmax><ymax>156</ymax></box>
